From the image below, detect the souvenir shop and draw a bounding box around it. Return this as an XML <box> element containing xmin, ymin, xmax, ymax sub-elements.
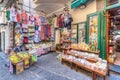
<box><xmin>5</xmin><ymin>4</ymin><xmax>55</xmax><ymax>74</ymax></box>
<box><xmin>4</xmin><ymin>0</ymin><xmax>109</xmax><ymax>79</ymax></box>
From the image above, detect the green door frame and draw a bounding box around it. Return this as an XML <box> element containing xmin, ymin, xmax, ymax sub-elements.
<box><xmin>100</xmin><ymin>11</ymin><xmax>107</xmax><ymax>59</ymax></box>
<box><xmin>103</xmin><ymin>0</ymin><xmax>120</xmax><ymax>59</ymax></box>
<box><xmin>87</xmin><ymin>11</ymin><xmax>102</xmax><ymax>58</ymax></box>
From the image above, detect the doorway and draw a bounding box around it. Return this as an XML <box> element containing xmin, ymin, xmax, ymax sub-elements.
<box><xmin>107</xmin><ymin>8</ymin><xmax>120</xmax><ymax>66</ymax></box>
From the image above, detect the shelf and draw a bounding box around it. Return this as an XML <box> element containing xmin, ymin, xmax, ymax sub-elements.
<box><xmin>22</xmin><ymin>28</ymin><xmax>28</xmax><ymax>29</ymax></box>
<box><xmin>62</xmin><ymin>47</ymin><xmax>70</xmax><ymax>50</ymax></box>
<box><xmin>109</xmin><ymin>35</ymin><xmax>114</xmax><ymax>36</ymax></box>
<box><xmin>109</xmin><ymin>15</ymin><xmax>120</xmax><ymax>19</ymax></box>
<box><xmin>56</xmin><ymin>51</ymin><xmax>63</xmax><ymax>54</ymax></box>
<box><xmin>29</xmin><ymin>32</ymin><xmax>34</xmax><ymax>33</ymax></box>
<box><xmin>22</xmin><ymin>32</ymin><xmax>28</xmax><ymax>33</ymax></box>
<box><xmin>67</xmin><ymin>52</ymin><xmax>98</xmax><ymax>63</ymax></box>
<box><xmin>63</xmin><ymin>40</ymin><xmax>71</xmax><ymax>43</ymax></box>
<box><xmin>62</xmin><ymin>57</ymin><xmax>107</xmax><ymax>77</ymax></box>
<box><xmin>109</xmin><ymin>44</ymin><xmax>115</xmax><ymax>46</ymax></box>
<box><xmin>71</xmin><ymin>48</ymin><xmax>100</xmax><ymax>54</ymax></box>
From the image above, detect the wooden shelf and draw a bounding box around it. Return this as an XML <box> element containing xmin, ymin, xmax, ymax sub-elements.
<box><xmin>62</xmin><ymin>47</ymin><xmax>70</xmax><ymax>50</ymax></box>
<box><xmin>109</xmin><ymin>43</ymin><xmax>115</xmax><ymax>46</ymax></box>
<box><xmin>67</xmin><ymin>52</ymin><xmax>98</xmax><ymax>63</ymax></box>
<box><xmin>63</xmin><ymin>40</ymin><xmax>71</xmax><ymax>43</ymax></box>
<box><xmin>71</xmin><ymin>48</ymin><xmax>100</xmax><ymax>54</ymax></box>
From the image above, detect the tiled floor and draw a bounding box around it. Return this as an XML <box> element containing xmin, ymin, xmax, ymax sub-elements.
<box><xmin>0</xmin><ymin>52</ymin><xmax>120</xmax><ymax>80</ymax></box>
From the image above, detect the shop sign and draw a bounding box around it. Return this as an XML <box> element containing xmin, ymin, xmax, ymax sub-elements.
<box><xmin>71</xmin><ymin>0</ymin><xmax>88</xmax><ymax>9</ymax></box>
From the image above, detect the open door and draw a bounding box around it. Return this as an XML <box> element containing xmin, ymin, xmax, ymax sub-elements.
<box><xmin>106</xmin><ymin>8</ymin><xmax>120</xmax><ymax>66</ymax></box>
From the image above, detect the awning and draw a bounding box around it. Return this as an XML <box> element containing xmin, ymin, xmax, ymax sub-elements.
<box><xmin>71</xmin><ymin>0</ymin><xmax>87</xmax><ymax>9</ymax></box>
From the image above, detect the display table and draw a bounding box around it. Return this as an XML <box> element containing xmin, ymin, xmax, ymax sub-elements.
<box><xmin>62</xmin><ymin>57</ymin><xmax>108</xmax><ymax>80</ymax></box>
<box><xmin>61</xmin><ymin>47</ymin><xmax>108</xmax><ymax>80</ymax></box>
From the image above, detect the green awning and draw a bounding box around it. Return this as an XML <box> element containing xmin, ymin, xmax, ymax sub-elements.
<box><xmin>71</xmin><ymin>0</ymin><xmax>87</xmax><ymax>9</ymax></box>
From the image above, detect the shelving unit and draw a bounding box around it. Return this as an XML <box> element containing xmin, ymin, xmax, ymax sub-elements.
<box><xmin>28</xmin><ymin>25</ymin><xmax>35</xmax><ymax>44</ymax></box>
<box><xmin>22</xmin><ymin>25</ymin><xmax>35</xmax><ymax>44</ymax></box>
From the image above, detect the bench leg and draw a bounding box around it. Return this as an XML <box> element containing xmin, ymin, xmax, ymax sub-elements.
<box><xmin>103</xmin><ymin>76</ymin><xmax>106</xmax><ymax>80</ymax></box>
<box><xmin>92</xmin><ymin>72</ymin><xmax>96</xmax><ymax>80</ymax></box>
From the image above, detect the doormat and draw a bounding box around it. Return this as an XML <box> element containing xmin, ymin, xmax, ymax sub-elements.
<box><xmin>109</xmin><ymin>64</ymin><xmax>120</xmax><ymax>74</ymax></box>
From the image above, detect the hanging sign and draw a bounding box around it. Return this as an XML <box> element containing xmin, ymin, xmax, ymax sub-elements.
<box><xmin>71</xmin><ymin>0</ymin><xmax>88</xmax><ymax>9</ymax></box>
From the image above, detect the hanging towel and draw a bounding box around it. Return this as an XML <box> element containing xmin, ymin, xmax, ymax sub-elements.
<box><xmin>35</xmin><ymin>15</ymin><xmax>40</xmax><ymax>26</ymax></box>
<box><xmin>29</xmin><ymin>14</ymin><xmax>35</xmax><ymax>25</ymax></box>
<box><xmin>10</xmin><ymin>7</ymin><xmax>17</xmax><ymax>22</ymax></box>
<box><xmin>40</xmin><ymin>26</ymin><xmax>45</xmax><ymax>40</ymax></box>
<box><xmin>21</xmin><ymin>11</ymin><xmax>28</xmax><ymax>24</ymax></box>
<box><xmin>6</xmin><ymin>10</ymin><xmax>10</xmax><ymax>21</ymax></box>
<box><xmin>23</xmin><ymin>37</ymin><xmax>28</xmax><ymax>44</ymax></box>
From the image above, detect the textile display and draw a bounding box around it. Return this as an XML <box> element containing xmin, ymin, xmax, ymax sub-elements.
<box><xmin>10</xmin><ymin>7</ymin><xmax>17</xmax><ymax>22</ymax></box>
<box><xmin>29</xmin><ymin>15</ymin><xmax>35</xmax><ymax>25</ymax></box>
<box><xmin>21</xmin><ymin>11</ymin><xmax>28</xmax><ymax>24</ymax></box>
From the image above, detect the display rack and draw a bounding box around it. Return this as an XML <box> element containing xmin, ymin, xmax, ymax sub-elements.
<box><xmin>67</xmin><ymin>51</ymin><xmax>98</xmax><ymax>63</ymax></box>
<box><xmin>28</xmin><ymin>25</ymin><xmax>35</xmax><ymax>44</ymax></box>
<box><xmin>62</xmin><ymin>49</ymin><xmax>108</xmax><ymax>80</ymax></box>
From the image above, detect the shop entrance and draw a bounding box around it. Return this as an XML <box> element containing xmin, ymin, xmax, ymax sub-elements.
<box><xmin>107</xmin><ymin>8</ymin><xmax>120</xmax><ymax>67</ymax></box>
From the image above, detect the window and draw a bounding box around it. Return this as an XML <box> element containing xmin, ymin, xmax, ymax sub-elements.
<box><xmin>107</xmin><ymin>0</ymin><xmax>119</xmax><ymax>6</ymax></box>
